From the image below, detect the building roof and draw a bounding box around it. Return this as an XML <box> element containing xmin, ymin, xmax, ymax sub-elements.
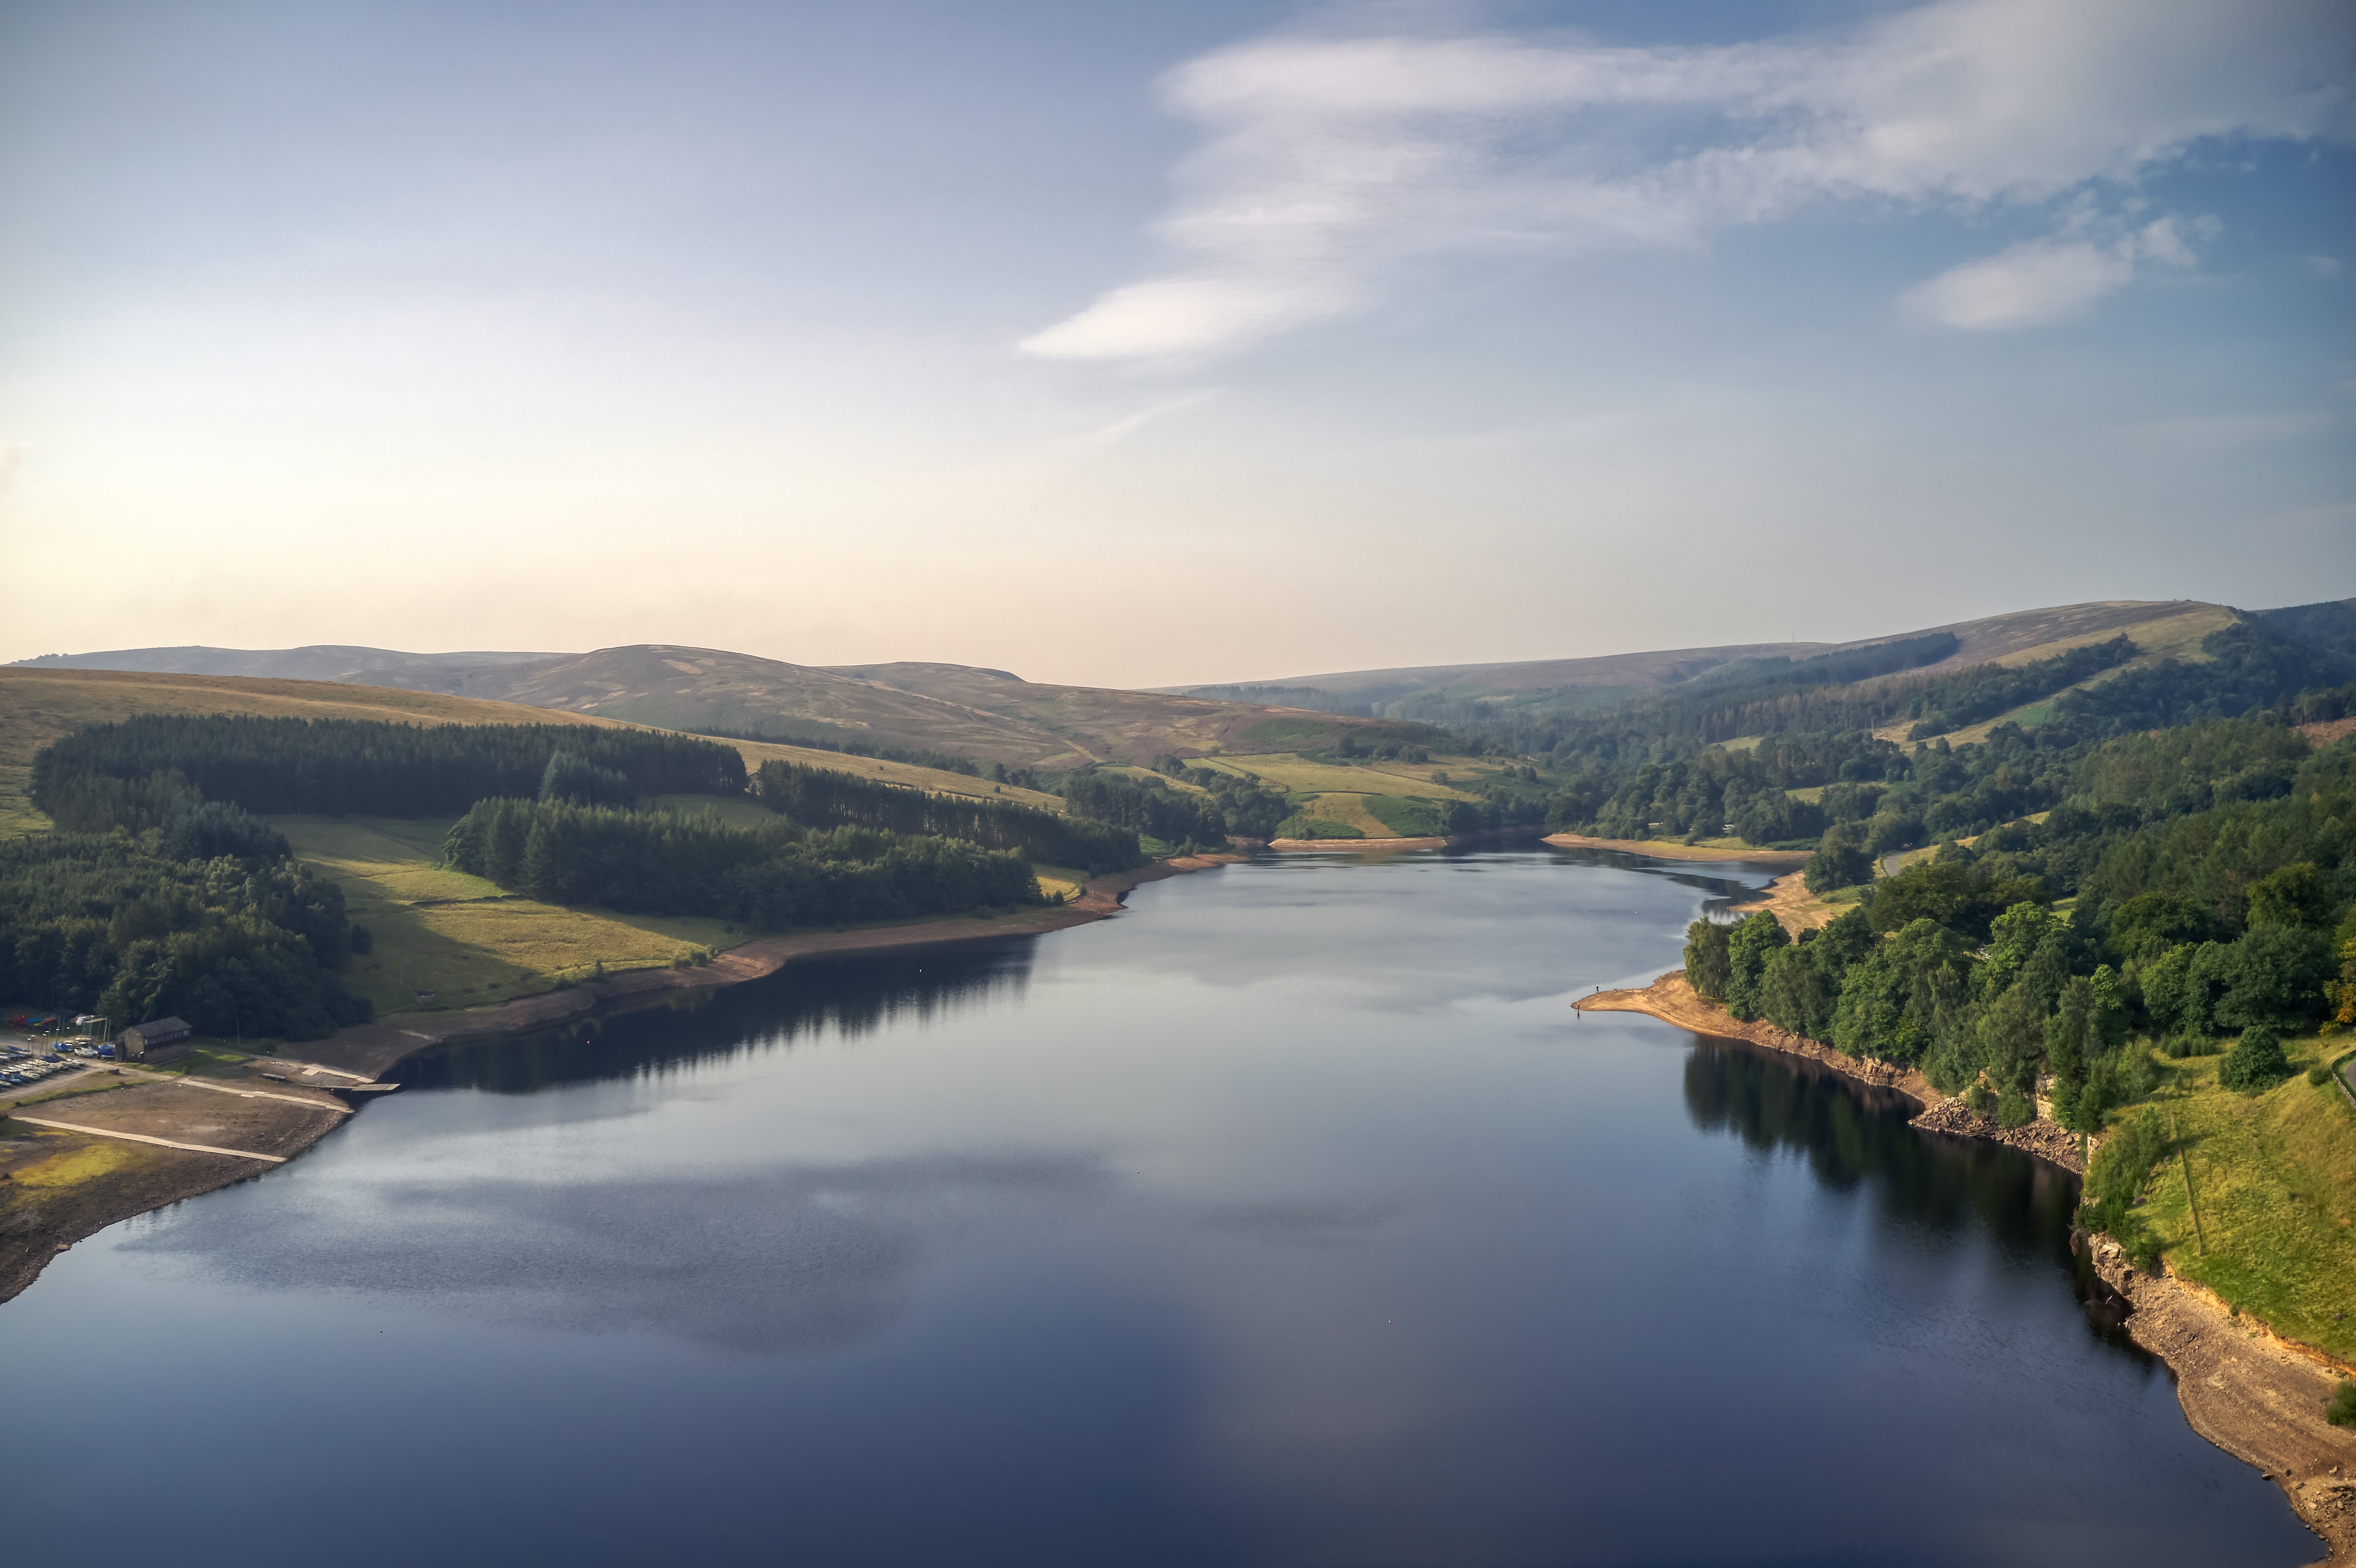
<box><xmin>125</xmin><ymin>1016</ymin><xmax>192</xmax><ymax>1041</ymax></box>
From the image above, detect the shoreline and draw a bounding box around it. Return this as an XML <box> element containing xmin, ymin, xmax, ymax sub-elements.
<box><xmin>1543</xmin><ymin>832</ymin><xmax>1812</xmax><ymax>865</ymax></box>
<box><xmin>298</xmin><ymin>851</ymin><xmax>1249</xmax><ymax>1080</ymax></box>
<box><xmin>1575</xmin><ymin>971</ymin><xmax>2083</xmax><ymax>1172</ymax></box>
<box><xmin>0</xmin><ymin>851</ymin><xmax>1247</xmax><ymax>1304</ymax></box>
<box><xmin>1265</xmin><ymin>826</ymin><xmax>1533</xmax><ymax>852</ymax></box>
<box><xmin>1582</xmin><ymin>969</ymin><xmax>2355</xmax><ymax>1563</ymax></box>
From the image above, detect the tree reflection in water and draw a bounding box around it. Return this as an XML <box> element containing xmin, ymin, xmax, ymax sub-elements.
<box><xmin>1680</xmin><ymin>1033</ymin><xmax>2142</xmax><ymax>1351</ymax></box>
<box><xmin>392</xmin><ymin>936</ymin><xmax>1036</xmax><ymax>1094</ymax></box>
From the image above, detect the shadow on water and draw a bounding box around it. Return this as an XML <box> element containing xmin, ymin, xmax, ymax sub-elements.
<box><xmin>391</xmin><ymin>936</ymin><xmax>1038</xmax><ymax>1094</ymax></box>
<box><xmin>1680</xmin><ymin>1034</ymin><xmax>2147</xmax><ymax>1356</ymax></box>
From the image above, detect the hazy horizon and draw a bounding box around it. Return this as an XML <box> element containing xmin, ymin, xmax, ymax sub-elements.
<box><xmin>3</xmin><ymin>0</ymin><xmax>2351</xmax><ymax>688</ymax></box>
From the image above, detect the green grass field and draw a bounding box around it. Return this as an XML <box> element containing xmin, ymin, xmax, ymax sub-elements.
<box><xmin>279</xmin><ymin>816</ymin><xmax>743</xmax><ymax>1013</ymax></box>
<box><xmin>2133</xmin><ymin>1034</ymin><xmax>2356</xmax><ymax>1363</ymax></box>
<box><xmin>1208</xmin><ymin>754</ymin><xmax>1477</xmax><ymax>799</ymax></box>
<box><xmin>1273</xmin><ymin>814</ymin><xmax>1363</xmax><ymax>839</ymax></box>
<box><xmin>1361</xmin><ymin>794</ymin><xmax>1442</xmax><ymax>836</ymax></box>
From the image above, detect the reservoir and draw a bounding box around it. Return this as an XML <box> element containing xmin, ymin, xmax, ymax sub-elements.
<box><xmin>3</xmin><ymin>848</ymin><xmax>2318</xmax><ymax>1566</ymax></box>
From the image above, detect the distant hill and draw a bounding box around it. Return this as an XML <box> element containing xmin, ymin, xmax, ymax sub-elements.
<box><xmin>8</xmin><ymin>644</ymin><xmax>570</xmax><ymax>685</ymax></box>
<box><xmin>447</xmin><ymin>646</ymin><xmax>1088</xmax><ymax>767</ymax></box>
<box><xmin>2258</xmin><ymin>596</ymin><xmax>2356</xmax><ymax>662</ymax></box>
<box><xmin>9</xmin><ymin>641</ymin><xmax>1401</xmax><ymax>770</ymax></box>
<box><xmin>1175</xmin><ymin>600</ymin><xmax>2249</xmax><ymax>718</ymax></box>
<box><xmin>0</xmin><ymin>664</ymin><xmax>1062</xmax><ymax>836</ymax></box>
<box><xmin>0</xmin><ymin>666</ymin><xmax>617</xmax><ymax>836</ymax></box>
<box><xmin>818</xmin><ymin>660</ymin><xmax>1382</xmax><ymax>765</ymax></box>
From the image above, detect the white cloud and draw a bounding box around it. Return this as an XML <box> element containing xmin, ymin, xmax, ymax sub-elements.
<box><xmin>1902</xmin><ymin>216</ymin><xmax>2200</xmax><ymax>328</ymax></box>
<box><xmin>1025</xmin><ymin>0</ymin><xmax>2355</xmax><ymax>360</ymax></box>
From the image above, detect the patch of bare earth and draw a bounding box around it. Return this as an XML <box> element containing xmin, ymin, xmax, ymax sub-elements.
<box><xmin>0</xmin><ymin>1080</ymin><xmax>349</xmax><ymax>1303</ymax></box>
<box><xmin>1730</xmin><ymin>869</ymin><xmax>1846</xmax><ymax>935</ymax></box>
<box><xmin>2088</xmin><ymin>1238</ymin><xmax>2356</xmax><ymax>1565</ymax></box>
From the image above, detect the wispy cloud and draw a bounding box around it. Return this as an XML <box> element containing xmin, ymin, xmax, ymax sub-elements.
<box><xmin>1022</xmin><ymin>0</ymin><xmax>2355</xmax><ymax>361</ymax></box>
<box><xmin>1073</xmin><ymin>389</ymin><xmax>1223</xmax><ymax>447</ymax></box>
<box><xmin>1902</xmin><ymin>213</ymin><xmax>2204</xmax><ymax>329</ymax></box>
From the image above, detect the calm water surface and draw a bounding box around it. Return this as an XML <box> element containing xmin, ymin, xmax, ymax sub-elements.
<box><xmin>7</xmin><ymin>848</ymin><xmax>2317</xmax><ymax>1567</ymax></box>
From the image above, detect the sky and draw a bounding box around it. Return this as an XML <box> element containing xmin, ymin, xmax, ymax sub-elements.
<box><xmin>1</xmin><ymin>0</ymin><xmax>2351</xmax><ymax>688</ymax></box>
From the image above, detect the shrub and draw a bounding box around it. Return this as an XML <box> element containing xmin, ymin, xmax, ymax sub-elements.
<box><xmin>1964</xmin><ymin>1084</ymin><xmax>1995</xmax><ymax>1116</ymax></box>
<box><xmin>1996</xmin><ymin>1088</ymin><xmax>2035</xmax><ymax>1128</ymax></box>
<box><xmin>2078</xmin><ymin>1106</ymin><xmax>2170</xmax><ymax>1247</ymax></box>
<box><xmin>2217</xmin><ymin>1024</ymin><xmax>2293</xmax><ymax>1093</ymax></box>
<box><xmin>2328</xmin><ymin>1381</ymin><xmax>2356</xmax><ymax>1429</ymax></box>
<box><xmin>349</xmin><ymin>923</ymin><xmax>373</xmax><ymax>955</ymax></box>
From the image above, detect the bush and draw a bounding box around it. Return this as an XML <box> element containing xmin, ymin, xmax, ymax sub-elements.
<box><xmin>2310</xmin><ymin>1064</ymin><xmax>2335</xmax><ymax>1086</ymax></box>
<box><xmin>2328</xmin><ymin>1381</ymin><xmax>2356</xmax><ymax>1429</ymax></box>
<box><xmin>1996</xmin><ymin>1088</ymin><xmax>2035</xmax><ymax>1128</ymax></box>
<box><xmin>2162</xmin><ymin>1030</ymin><xmax>2218</xmax><ymax>1059</ymax></box>
<box><xmin>1964</xmin><ymin>1084</ymin><xmax>1995</xmax><ymax>1116</ymax></box>
<box><xmin>349</xmin><ymin>923</ymin><xmax>373</xmax><ymax>955</ymax></box>
<box><xmin>2079</xmin><ymin>1106</ymin><xmax>2170</xmax><ymax>1247</ymax></box>
<box><xmin>2217</xmin><ymin>1024</ymin><xmax>2293</xmax><ymax>1093</ymax></box>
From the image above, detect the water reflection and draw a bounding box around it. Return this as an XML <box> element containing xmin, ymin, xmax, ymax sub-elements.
<box><xmin>126</xmin><ymin>1148</ymin><xmax>1112</xmax><ymax>1353</ymax></box>
<box><xmin>1537</xmin><ymin>843</ymin><xmax>1778</xmax><ymax>916</ymax></box>
<box><xmin>396</xmin><ymin>937</ymin><xmax>1035</xmax><ymax>1094</ymax></box>
<box><xmin>1682</xmin><ymin>1034</ymin><xmax>2139</xmax><ymax>1353</ymax></box>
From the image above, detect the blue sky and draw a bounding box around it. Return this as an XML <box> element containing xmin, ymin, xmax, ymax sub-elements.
<box><xmin>1</xmin><ymin>0</ymin><xmax>2350</xmax><ymax>685</ymax></box>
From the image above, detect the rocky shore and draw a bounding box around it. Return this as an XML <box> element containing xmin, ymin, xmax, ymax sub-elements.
<box><xmin>2082</xmin><ymin>1234</ymin><xmax>2356</xmax><ymax>1565</ymax></box>
<box><xmin>1574</xmin><ymin>969</ymin><xmax>2084</xmax><ymax>1173</ymax></box>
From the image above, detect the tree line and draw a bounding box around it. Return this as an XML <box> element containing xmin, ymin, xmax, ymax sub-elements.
<box><xmin>0</xmin><ymin>828</ymin><xmax>370</xmax><ymax>1041</ymax></box>
<box><xmin>35</xmin><ymin>714</ymin><xmax>745</xmax><ymax>822</ymax></box>
<box><xmin>755</xmin><ymin>759</ymin><xmax>1142</xmax><ymax>873</ymax></box>
<box><xmin>1680</xmin><ymin>718</ymin><xmax>2355</xmax><ymax>1247</ymax></box>
<box><xmin>442</xmin><ymin>797</ymin><xmax>1043</xmax><ymax>929</ymax></box>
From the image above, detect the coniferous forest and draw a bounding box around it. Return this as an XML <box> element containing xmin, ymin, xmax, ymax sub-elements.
<box><xmin>442</xmin><ymin>798</ymin><xmax>1043</xmax><ymax>927</ymax></box>
<box><xmin>33</xmin><ymin>713</ymin><xmax>744</xmax><ymax>823</ymax></box>
<box><xmin>755</xmin><ymin>759</ymin><xmax>1143</xmax><ymax>872</ymax></box>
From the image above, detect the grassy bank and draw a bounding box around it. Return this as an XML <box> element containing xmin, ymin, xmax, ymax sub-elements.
<box><xmin>279</xmin><ymin>816</ymin><xmax>744</xmax><ymax>1012</ymax></box>
<box><xmin>2132</xmin><ymin>1034</ymin><xmax>2356</xmax><ymax>1364</ymax></box>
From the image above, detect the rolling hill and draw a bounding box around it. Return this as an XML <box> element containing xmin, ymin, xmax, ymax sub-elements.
<box><xmin>10</xmin><ymin>643</ymin><xmax>1398</xmax><ymax>771</ymax></box>
<box><xmin>819</xmin><ymin>660</ymin><xmax>1383</xmax><ymax>764</ymax></box>
<box><xmin>0</xmin><ymin>665</ymin><xmax>1060</xmax><ymax>836</ymax></box>
<box><xmin>9</xmin><ymin>644</ymin><xmax>569</xmax><ymax>684</ymax></box>
<box><xmin>1176</xmin><ymin>600</ymin><xmax>2258</xmax><ymax>721</ymax></box>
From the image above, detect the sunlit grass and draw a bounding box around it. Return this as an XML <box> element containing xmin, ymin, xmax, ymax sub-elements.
<box><xmin>278</xmin><ymin>815</ymin><xmax>742</xmax><ymax>1014</ymax></box>
<box><xmin>2134</xmin><ymin>1034</ymin><xmax>2356</xmax><ymax>1362</ymax></box>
